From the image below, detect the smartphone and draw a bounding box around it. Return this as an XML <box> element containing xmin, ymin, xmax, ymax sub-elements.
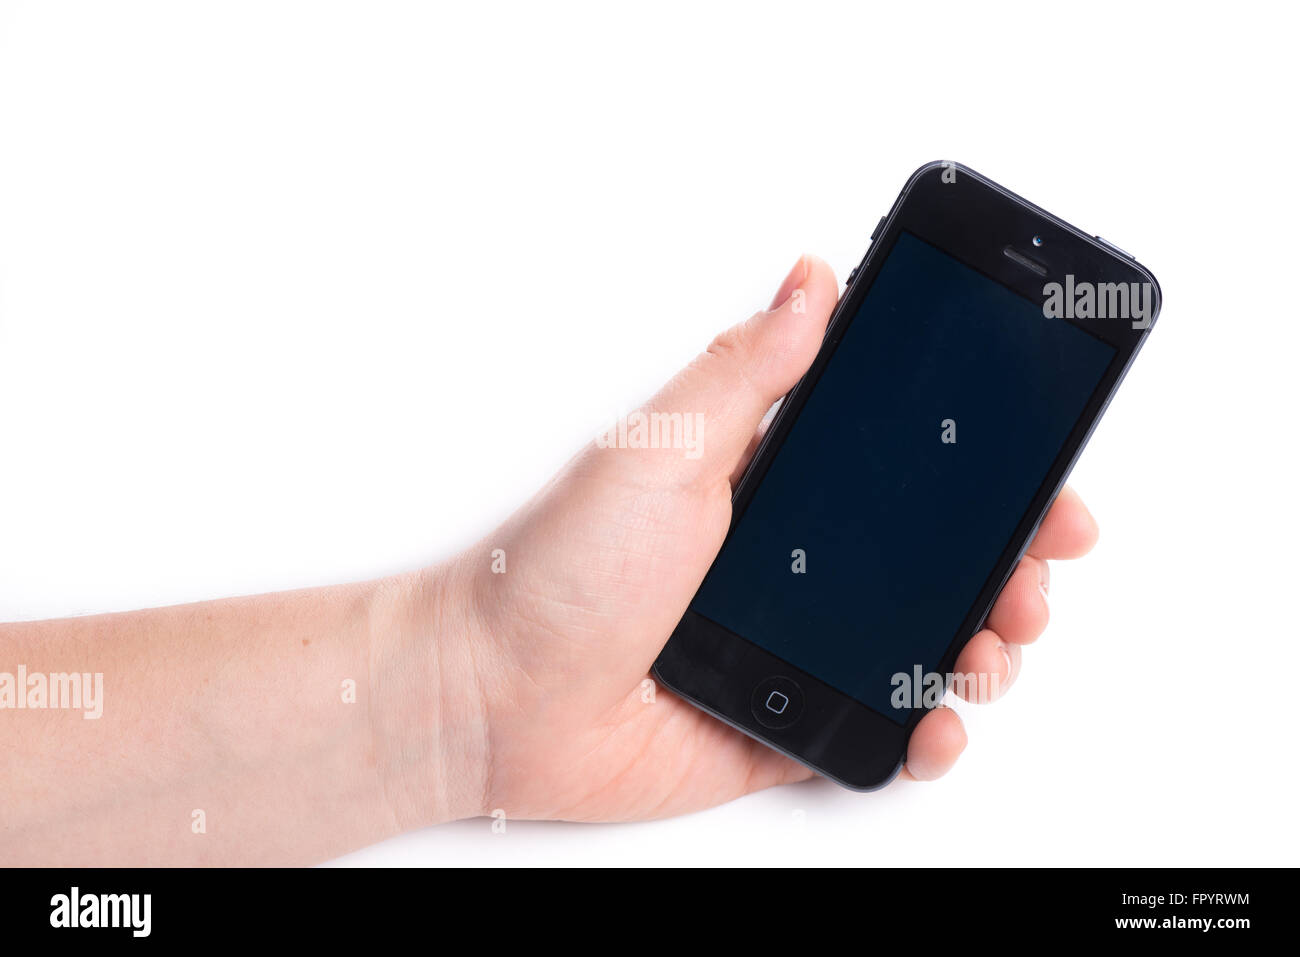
<box><xmin>652</xmin><ymin>161</ymin><xmax>1161</xmax><ymax>790</ymax></box>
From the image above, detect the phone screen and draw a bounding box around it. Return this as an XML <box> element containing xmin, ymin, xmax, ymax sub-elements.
<box><xmin>690</xmin><ymin>231</ymin><xmax>1117</xmax><ymax>722</ymax></box>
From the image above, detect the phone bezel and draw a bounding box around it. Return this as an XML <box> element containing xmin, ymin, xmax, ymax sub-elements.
<box><xmin>652</xmin><ymin>161</ymin><xmax>1162</xmax><ymax>790</ymax></box>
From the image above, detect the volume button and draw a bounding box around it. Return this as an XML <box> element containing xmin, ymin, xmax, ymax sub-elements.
<box><xmin>847</xmin><ymin>216</ymin><xmax>887</xmax><ymax>288</ymax></box>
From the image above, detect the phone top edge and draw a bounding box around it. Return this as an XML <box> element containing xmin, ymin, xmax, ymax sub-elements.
<box><xmin>898</xmin><ymin>160</ymin><xmax>1162</xmax><ymax>324</ymax></box>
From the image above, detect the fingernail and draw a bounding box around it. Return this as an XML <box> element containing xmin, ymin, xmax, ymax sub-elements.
<box><xmin>999</xmin><ymin>645</ymin><xmax>1013</xmax><ymax>690</ymax></box>
<box><xmin>1038</xmin><ymin>561</ymin><xmax>1050</xmax><ymax>603</ymax></box>
<box><xmin>768</xmin><ymin>255</ymin><xmax>809</xmax><ymax>311</ymax></box>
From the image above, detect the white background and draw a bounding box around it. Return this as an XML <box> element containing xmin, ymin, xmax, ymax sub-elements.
<box><xmin>1</xmin><ymin>1</ymin><xmax>1296</xmax><ymax>866</ymax></box>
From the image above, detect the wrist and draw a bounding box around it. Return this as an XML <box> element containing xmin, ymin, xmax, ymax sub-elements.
<box><xmin>367</xmin><ymin>558</ymin><xmax>495</xmax><ymax>830</ymax></box>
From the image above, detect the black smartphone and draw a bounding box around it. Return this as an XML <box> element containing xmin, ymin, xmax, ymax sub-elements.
<box><xmin>652</xmin><ymin>161</ymin><xmax>1161</xmax><ymax>790</ymax></box>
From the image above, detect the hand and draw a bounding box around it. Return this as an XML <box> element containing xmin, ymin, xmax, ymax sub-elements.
<box><xmin>407</xmin><ymin>255</ymin><xmax>1100</xmax><ymax>825</ymax></box>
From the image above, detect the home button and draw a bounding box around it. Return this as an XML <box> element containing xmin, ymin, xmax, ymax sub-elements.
<box><xmin>751</xmin><ymin>676</ymin><xmax>804</xmax><ymax>730</ymax></box>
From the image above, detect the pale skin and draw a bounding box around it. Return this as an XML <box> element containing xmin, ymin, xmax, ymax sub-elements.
<box><xmin>0</xmin><ymin>256</ymin><xmax>1099</xmax><ymax>865</ymax></box>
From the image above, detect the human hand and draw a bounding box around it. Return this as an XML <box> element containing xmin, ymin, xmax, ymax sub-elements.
<box><xmin>401</xmin><ymin>255</ymin><xmax>1100</xmax><ymax>825</ymax></box>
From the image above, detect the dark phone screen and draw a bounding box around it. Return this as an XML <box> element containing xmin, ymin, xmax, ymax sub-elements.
<box><xmin>690</xmin><ymin>231</ymin><xmax>1115</xmax><ymax>722</ymax></box>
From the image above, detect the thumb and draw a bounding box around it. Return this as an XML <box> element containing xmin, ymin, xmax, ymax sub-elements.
<box><xmin>475</xmin><ymin>254</ymin><xmax>841</xmax><ymax>691</ymax></box>
<box><xmin>628</xmin><ymin>254</ymin><xmax>839</xmax><ymax>490</ymax></box>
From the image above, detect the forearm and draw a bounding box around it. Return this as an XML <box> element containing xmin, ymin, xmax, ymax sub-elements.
<box><xmin>0</xmin><ymin>563</ymin><xmax>487</xmax><ymax>866</ymax></box>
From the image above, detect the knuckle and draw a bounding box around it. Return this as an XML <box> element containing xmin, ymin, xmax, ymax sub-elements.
<box><xmin>704</xmin><ymin>319</ymin><xmax>753</xmax><ymax>367</ymax></box>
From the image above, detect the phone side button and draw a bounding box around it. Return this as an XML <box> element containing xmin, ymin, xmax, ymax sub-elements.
<box><xmin>1094</xmin><ymin>235</ymin><xmax>1135</xmax><ymax>259</ymax></box>
<box><xmin>847</xmin><ymin>216</ymin><xmax>888</xmax><ymax>288</ymax></box>
<box><xmin>751</xmin><ymin>676</ymin><xmax>804</xmax><ymax>730</ymax></box>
